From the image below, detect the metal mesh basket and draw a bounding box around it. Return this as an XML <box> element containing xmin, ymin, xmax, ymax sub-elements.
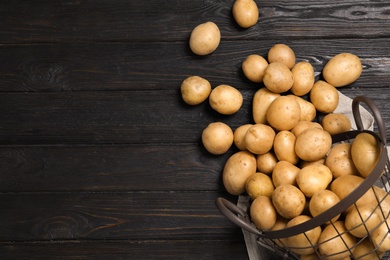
<box><xmin>216</xmin><ymin>96</ymin><xmax>389</xmax><ymax>259</ymax></box>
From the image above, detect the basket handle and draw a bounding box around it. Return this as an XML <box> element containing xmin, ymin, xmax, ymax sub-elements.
<box><xmin>215</xmin><ymin>197</ymin><xmax>262</xmax><ymax>236</ymax></box>
<box><xmin>352</xmin><ymin>95</ymin><xmax>387</xmax><ymax>144</ymax></box>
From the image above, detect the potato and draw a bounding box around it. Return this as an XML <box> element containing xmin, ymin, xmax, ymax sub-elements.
<box><xmin>273</xmin><ymin>130</ymin><xmax>299</xmax><ymax>165</ymax></box>
<box><xmin>263</xmin><ymin>62</ymin><xmax>294</xmax><ymax>93</ymax></box>
<box><xmin>232</xmin><ymin>0</ymin><xmax>259</xmax><ymax>28</ymax></box>
<box><xmin>242</xmin><ymin>54</ymin><xmax>268</xmax><ymax>83</ymax></box>
<box><xmin>266</xmin><ymin>96</ymin><xmax>301</xmax><ymax>131</ymax></box>
<box><xmin>244</xmin><ymin>123</ymin><xmax>275</xmax><ymax>155</ymax></box>
<box><xmin>318</xmin><ymin>221</ymin><xmax>356</xmax><ymax>260</ymax></box>
<box><xmin>209</xmin><ymin>84</ymin><xmax>243</xmax><ymax>115</ymax></box>
<box><xmin>252</xmin><ymin>87</ymin><xmax>280</xmax><ymax>124</ymax></box>
<box><xmin>300</xmin><ymin>158</ymin><xmax>326</xmax><ymax>168</ymax></box>
<box><xmin>272</xmin><ymin>184</ymin><xmax>306</xmax><ymax>219</ymax></box>
<box><xmin>233</xmin><ymin>124</ymin><xmax>252</xmax><ymax>150</ymax></box>
<box><xmin>267</xmin><ymin>43</ymin><xmax>296</xmax><ymax>69</ymax></box>
<box><xmin>272</xmin><ymin>160</ymin><xmax>300</xmax><ymax>187</ymax></box>
<box><xmin>256</xmin><ymin>151</ymin><xmax>278</xmax><ymax>175</ymax></box>
<box><xmin>345</xmin><ymin>204</ymin><xmax>383</xmax><ymax>238</ymax></box>
<box><xmin>309</xmin><ymin>190</ymin><xmax>340</xmax><ymax>223</ymax></box>
<box><xmin>325</xmin><ymin>143</ymin><xmax>359</xmax><ymax>179</ymax></box>
<box><xmin>310</xmin><ymin>80</ymin><xmax>339</xmax><ymax>114</ymax></box>
<box><xmin>296</xmin><ymin>164</ymin><xmax>333</xmax><ymax>198</ymax></box>
<box><xmin>202</xmin><ymin>122</ymin><xmax>233</xmax><ymax>155</ymax></box>
<box><xmin>323</xmin><ymin>53</ymin><xmax>363</xmax><ymax>87</ymax></box>
<box><xmin>322</xmin><ymin>113</ymin><xmax>352</xmax><ymax>135</ymax></box>
<box><xmin>291</xmin><ymin>121</ymin><xmax>323</xmax><ymax>137</ymax></box>
<box><xmin>245</xmin><ymin>172</ymin><xmax>274</xmax><ymax>200</ymax></box>
<box><xmin>371</xmin><ymin>218</ymin><xmax>390</xmax><ymax>252</ymax></box>
<box><xmin>290</xmin><ymin>61</ymin><xmax>315</xmax><ymax>96</ymax></box>
<box><xmin>222</xmin><ymin>151</ymin><xmax>257</xmax><ymax>195</ymax></box>
<box><xmin>180</xmin><ymin>76</ymin><xmax>211</xmax><ymax>105</ymax></box>
<box><xmin>295</xmin><ymin>127</ymin><xmax>332</xmax><ymax>162</ymax></box>
<box><xmin>189</xmin><ymin>21</ymin><xmax>220</xmax><ymax>56</ymax></box>
<box><xmin>288</xmin><ymin>95</ymin><xmax>316</xmax><ymax>122</ymax></box>
<box><xmin>271</xmin><ymin>216</ymin><xmax>289</xmax><ymax>247</ymax></box>
<box><xmin>353</xmin><ymin>237</ymin><xmax>384</xmax><ymax>260</ymax></box>
<box><xmin>351</xmin><ymin>132</ymin><xmax>380</xmax><ymax>178</ymax></box>
<box><xmin>250</xmin><ymin>196</ymin><xmax>277</xmax><ymax>230</ymax></box>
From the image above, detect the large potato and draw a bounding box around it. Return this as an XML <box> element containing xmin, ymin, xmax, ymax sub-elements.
<box><xmin>180</xmin><ymin>76</ymin><xmax>211</xmax><ymax>105</ymax></box>
<box><xmin>290</xmin><ymin>61</ymin><xmax>315</xmax><ymax>96</ymax></box>
<box><xmin>351</xmin><ymin>132</ymin><xmax>380</xmax><ymax>178</ymax></box>
<box><xmin>272</xmin><ymin>184</ymin><xmax>306</xmax><ymax>219</ymax></box>
<box><xmin>345</xmin><ymin>204</ymin><xmax>383</xmax><ymax>238</ymax></box>
<box><xmin>244</xmin><ymin>123</ymin><xmax>275</xmax><ymax>155</ymax></box>
<box><xmin>295</xmin><ymin>127</ymin><xmax>332</xmax><ymax>161</ymax></box>
<box><xmin>242</xmin><ymin>54</ymin><xmax>268</xmax><ymax>83</ymax></box>
<box><xmin>323</xmin><ymin>53</ymin><xmax>363</xmax><ymax>87</ymax></box>
<box><xmin>202</xmin><ymin>122</ymin><xmax>233</xmax><ymax>155</ymax></box>
<box><xmin>266</xmin><ymin>96</ymin><xmax>301</xmax><ymax>131</ymax></box>
<box><xmin>222</xmin><ymin>151</ymin><xmax>257</xmax><ymax>195</ymax></box>
<box><xmin>252</xmin><ymin>87</ymin><xmax>280</xmax><ymax>124</ymax></box>
<box><xmin>263</xmin><ymin>62</ymin><xmax>294</xmax><ymax>93</ymax></box>
<box><xmin>250</xmin><ymin>196</ymin><xmax>277</xmax><ymax>230</ymax></box>
<box><xmin>209</xmin><ymin>84</ymin><xmax>243</xmax><ymax>115</ymax></box>
<box><xmin>310</xmin><ymin>80</ymin><xmax>339</xmax><ymax>114</ymax></box>
<box><xmin>273</xmin><ymin>130</ymin><xmax>299</xmax><ymax>165</ymax></box>
<box><xmin>296</xmin><ymin>164</ymin><xmax>333</xmax><ymax>198</ymax></box>
<box><xmin>189</xmin><ymin>21</ymin><xmax>220</xmax><ymax>56</ymax></box>
<box><xmin>325</xmin><ymin>142</ymin><xmax>359</xmax><ymax>179</ymax></box>
<box><xmin>267</xmin><ymin>43</ymin><xmax>296</xmax><ymax>69</ymax></box>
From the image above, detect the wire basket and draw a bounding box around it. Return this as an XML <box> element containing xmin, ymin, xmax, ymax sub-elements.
<box><xmin>216</xmin><ymin>96</ymin><xmax>390</xmax><ymax>260</ymax></box>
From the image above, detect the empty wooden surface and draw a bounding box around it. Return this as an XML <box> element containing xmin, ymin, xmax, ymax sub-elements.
<box><xmin>0</xmin><ymin>0</ymin><xmax>390</xmax><ymax>259</ymax></box>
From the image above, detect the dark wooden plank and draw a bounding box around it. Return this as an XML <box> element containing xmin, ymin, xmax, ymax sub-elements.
<box><xmin>0</xmin><ymin>0</ymin><xmax>390</xmax><ymax>43</ymax></box>
<box><xmin>1</xmin><ymin>39</ymin><xmax>390</xmax><ymax>92</ymax></box>
<box><xmin>0</xmin><ymin>239</ymin><xmax>248</xmax><ymax>260</ymax></box>
<box><xmin>0</xmin><ymin>144</ymin><xmax>233</xmax><ymax>192</ymax></box>
<box><xmin>0</xmin><ymin>192</ymin><xmax>242</xmax><ymax>241</ymax></box>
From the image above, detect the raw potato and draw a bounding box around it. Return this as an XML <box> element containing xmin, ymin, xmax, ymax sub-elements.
<box><xmin>180</xmin><ymin>76</ymin><xmax>212</xmax><ymax>105</ymax></box>
<box><xmin>300</xmin><ymin>158</ymin><xmax>326</xmax><ymax>168</ymax></box>
<box><xmin>245</xmin><ymin>172</ymin><xmax>274</xmax><ymax>199</ymax></box>
<box><xmin>290</xmin><ymin>61</ymin><xmax>315</xmax><ymax>96</ymax></box>
<box><xmin>232</xmin><ymin>0</ymin><xmax>259</xmax><ymax>28</ymax></box>
<box><xmin>285</xmin><ymin>215</ymin><xmax>322</xmax><ymax>255</ymax></box>
<box><xmin>209</xmin><ymin>84</ymin><xmax>243</xmax><ymax>115</ymax></box>
<box><xmin>371</xmin><ymin>218</ymin><xmax>390</xmax><ymax>252</ymax></box>
<box><xmin>263</xmin><ymin>62</ymin><xmax>294</xmax><ymax>93</ymax></box>
<box><xmin>291</xmin><ymin>121</ymin><xmax>323</xmax><ymax>137</ymax></box>
<box><xmin>202</xmin><ymin>122</ymin><xmax>233</xmax><ymax>155</ymax></box>
<box><xmin>252</xmin><ymin>87</ymin><xmax>280</xmax><ymax>124</ymax></box>
<box><xmin>250</xmin><ymin>196</ymin><xmax>277</xmax><ymax>230</ymax></box>
<box><xmin>244</xmin><ymin>123</ymin><xmax>275</xmax><ymax>155</ymax></box>
<box><xmin>256</xmin><ymin>152</ymin><xmax>278</xmax><ymax>175</ymax></box>
<box><xmin>309</xmin><ymin>190</ymin><xmax>340</xmax><ymax>223</ymax></box>
<box><xmin>310</xmin><ymin>80</ymin><xmax>339</xmax><ymax>114</ymax></box>
<box><xmin>295</xmin><ymin>127</ymin><xmax>332</xmax><ymax>161</ymax></box>
<box><xmin>273</xmin><ymin>130</ymin><xmax>299</xmax><ymax>165</ymax></box>
<box><xmin>351</xmin><ymin>132</ymin><xmax>380</xmax><ymax>178</ymax></box>
<box><xmin>271</xmin><ymin>216</ymin><xmax>289</xmax><ymax>247</ymax></box>
<box><xmin>323</xmin><ymin>53</ymin><xmax>363</xmax><ymax>87</ymax></box>
<box><xmin>233</xmin><ymin>124</ymin><xmax>252</xmax><ymax>150</ymax></box>
<box><xmin>266</xmin><ymin>96</ymin><xmax>301</xmax><ymax>131</ymax></box>
<box><xmin>189</xmin><ymin>21</ymin><xmax>221</xmax><ymax>56</ymax></box>
<box><xmin>288</xmin><ymin>95</ymin><xmax>316</xmax><ymax>122</ymax></box>
<box><xmin>272</xmin><ymin>184</ymin><xmax>306</xmax><ymax>219</ymax></box>
<box><xmin>321</xmin><ymin>113</ymin><xmax>352</xmax><ymax>135</ymax></box>
<box><xmin>242</xmin><ymin>54</ymin><xmax>268</xmax><ymax>83</ymax></box>
<box><xmin>272</xmin><ymin>160</ymin><xmax>300</xmax><ymax>187</ymax></box>
<box><xmin>353</xmin><ymin>237</ymin><xmax>384</xmax><ymax>260</ymax></box>
<box><xmin>325</xmin><ymin>143</ymin><xmax>358</xmax><ymax>179</ymax></box>
<box><xmin>318</xmin><ymin>221</ymin><xmax>356</xmax><ymax>260</ymax></box>
<box><xmin>267</xmin><ymin>43</ymin><xmax>296</xmax><ymax>69</ymax></box>
<box><xmin>222</xmin><ymin>151</ymin><xmax>257</xmax><ymax>195</ymax></box>
<box><xmin>345</xmin><ymin>204</ymin><xmax>383</xmax><ymax>238</ymax></box>
<box><xmin>296</xmin><ymin>164</ymin><xmax>333</xmax><ymax>198</ymax></box>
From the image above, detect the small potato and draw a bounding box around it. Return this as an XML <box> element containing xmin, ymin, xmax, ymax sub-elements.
<box><xmin>345</xmin><ymin>204</ymin><xmax>383</xmax><ymax>238</ymax></box>
<box><xmin>244</xmin><ymin>124</ymin><xmax>275</xmax><ymax>155</ymax></box>
<box><xmin>232</xmin><ymin>0</ymin><xmax>259</xmax><ymax>28</ymax></box>
<box><xmin>272</xmin><ymin>184</ymin><xmax>306</xmax><ymax>219</ymax></box>
<box><xmin>351</xmin><ymin>132</ymin><xmax>380</xmax><ymax>178</ymax></box>
<box><xmin>273</xmin><ymin>130</ymin><xmax>299</xmax><ymax>165</ymax></box>
<box><xmin>256</xmin><ymin>151</ymin><xmax>278</xmax><ymax>175</ymax></box>
<box><xmin>242</xmin><ymin>54</ymin><xmax>268</xmax><ymax>83</ymax></box>
<box><xmin>202</xmin><ymin>122</ymin><xmax>233</xmax><ymax>155</ymax></box>
<box><xmin>309</xmin><ymin>190</ymin><xmax>340</xmax><ymax>223</ymax></box>
<box><xmin>323</xmin><ymin>53</ymin><xmax>363</xmax><ymax>87</ymax></box>
<box><xmin>295</xmin><ymin>127</ymin><xmax>332</xmax><ymax>162</ymax></box>
<box><xmin>266</xmin><ymin>96</ymin><xmax>301</xmax><ymax>131</ymax></box>
<box><xmin>267</xmin><ymin>43</ymin><xmax>296</xmax><ymax>69</ymax></box>
<box><xmin>263</xmin><ymin>62</ymin><xmax>294</xmax><ymax>93</ymax></box>
<box><xmin>189</xmin><ymin>21</ymin><xmax>221</xmax><ymax>56</ymax></box>
<box><xmin>209</xmin><ymin>84</ymin><xmax>243</xmax><ymax>115</ymax></box>
<box><xmin>296</xmin><ymin>164</ymin><xmax>333</xmax><ymax>198</ymax></box>
<box><xmin>233</xmin><ymin>124</ymin><xmax>253</xmax><ymax>150</ymax></box>
<box><xmin>291</xmin><ymin>121</ymin><xmax>323</xmax><ymax>137</ymax></box>
<box><xmin>288</xmin><ymin>95</ymin><xmax>316</xmax><ymax>122</ymax></box>
<box><xmin>250</xmin><ymin>196</ymin><xmax>277</xmax><ymax>230</ymax></box>
<box><xmin>246</xmin><ymin>172</ymin><xmax>275</xmax><ymax>200</ymax></box>
<box><xmin>252</xmin><ymin>87</ymin><xmax>280</xmax><ymax>124</ymax></box>
<box><xmin>310</xmin><ymin>80</ymin><xmax>339</xmax><ymax>114</ymax></box>
<box><xmin>322</xmin><ymin>113</ymin><xmax>352</xmax><ymax>135</ymax></box>
<box><xmin>222</xmin><ymin>151</ymin><xmax>257</xmax><ymax>195</ymax></box>
<box><xmin>291</xmin><ymin>61</ymin><xmax>315</xmax><ymax>96</ymax></box>
<box><xmin>325</xmin><ymin>143</ymin><xmax>359</xmax><ymax>179</ymax></box>
<box><xmin>272</xmin><ymin>160</ymin><xmax>300</xmax><ymax>187</ymax></box>
<box><xmin>180</xmin><ymin>76</ymin><xmax>212</xmax><ymax>105</ymax></box>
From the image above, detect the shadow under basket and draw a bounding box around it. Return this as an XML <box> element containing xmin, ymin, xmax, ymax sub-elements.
<box><xmin>216</xmin><ymin>96</ymin><xmax>390</xmax><ymax>260</ymax></box>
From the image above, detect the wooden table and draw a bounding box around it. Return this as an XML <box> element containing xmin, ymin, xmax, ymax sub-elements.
<box><xmin>0</xmin><ymin>1</ymin><xmax>389</xmax><ymax>259</ymax></box>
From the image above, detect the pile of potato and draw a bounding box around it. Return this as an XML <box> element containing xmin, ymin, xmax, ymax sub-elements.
<box><xmin>180</xmin><ymin>1</ymin><xmax>389</xmax><ymax>259</ymax></box>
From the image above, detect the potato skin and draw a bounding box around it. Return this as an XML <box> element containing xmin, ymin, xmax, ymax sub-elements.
<box><xmin>267</xmin><ymin>44</ymin><xmax>296</xmax><ymax>69</ymax></box>
<box><xmin>189</xmin><ymin>21</ymin><xmax>220</xmax><ymax>56</ymax></box>
<box><xmin>351</xmin><ymin>132</ymin><xmax>380</xmax><ymax>178</ymax></box>
<box><xmin>233</xmin><ymin>124</ymin><xmax>253</xmax><ymax>151</ymax></box>
<box><xmin>321</xmin><ymin>113</ymin><xmax>351</xmax><ymax>135</ymax></box>
<box><xmin>250</xmin><ymin>196</ymin><xmax>277</xmax><ymax>230</ymax></box>
<box><xmin>242</xmin><ymin>54</ymin><xmax>268</xmax><ymax>83</ymax></box>
<box><xmin>273</xmin><ymin>130</ymin><xmax>299</xmax><ymax>165</ymax></box>
<box><xmin>209</xmin><ymin>84</ymin><xmax>243</xmax><ymax>115</ymax></box>
<box><xmin>290</xmin><ymin>61</ymin><xmax>315</xmax><ymax>96</ymax></box>
<box><xmin>295</xmin><ymin>127</ymin><xmax>332</xmax><ymax>162</ymax></box>
<box><xmin>180</xmin><ymin>76</ymin><xmax>211</xmax><ymax>105</ymax></box>
<box><xmin>325</xmin><ymin>142</ymin><xmax>358</xmax><ymax>179</ymax></box>
<box><xmin>296</xmin><ymin>164</ymin><xmax>332</xmax><ymax>198</ymax></box>
<box><xmin>272</xmin><ymin>184</ymin><xmax>306</xmax><ymax>219</ymax></box>
<box><xmin>263</xmin><ymin>62</ymin><xmax>294</xmax><ymax>93</ymax></box>
<box><xmin>244</xmin><ymin>124</ymin><xmax>275</xmax><ymax>155</ymax></box>
<box><xmin>232</xmin><ymin>0</ymin><xmax>259</xmax><ymax>28</ymax></box>
<box><xmin>202</xmin><ymin>122</ymin><xmax>233</xmax><ymax>155</ymax></box>
<box><xmin>252</xmin><ymin>87</ymin><xmax>280</xmax><ymax>124</ymax></box>
<box><xmin>310</xmin><ymin>80</ymin><xmax>339</xmax><ymax>114</ymax></box>
<box><xmin>266</xmin><ymin>96</ymin><xmax>301</xmax><ymax>131</ymax></box>
<box><xmin>323</xmin><ymin>52</ymin><xmax>363</xmax><ymax>87</ymax></box>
